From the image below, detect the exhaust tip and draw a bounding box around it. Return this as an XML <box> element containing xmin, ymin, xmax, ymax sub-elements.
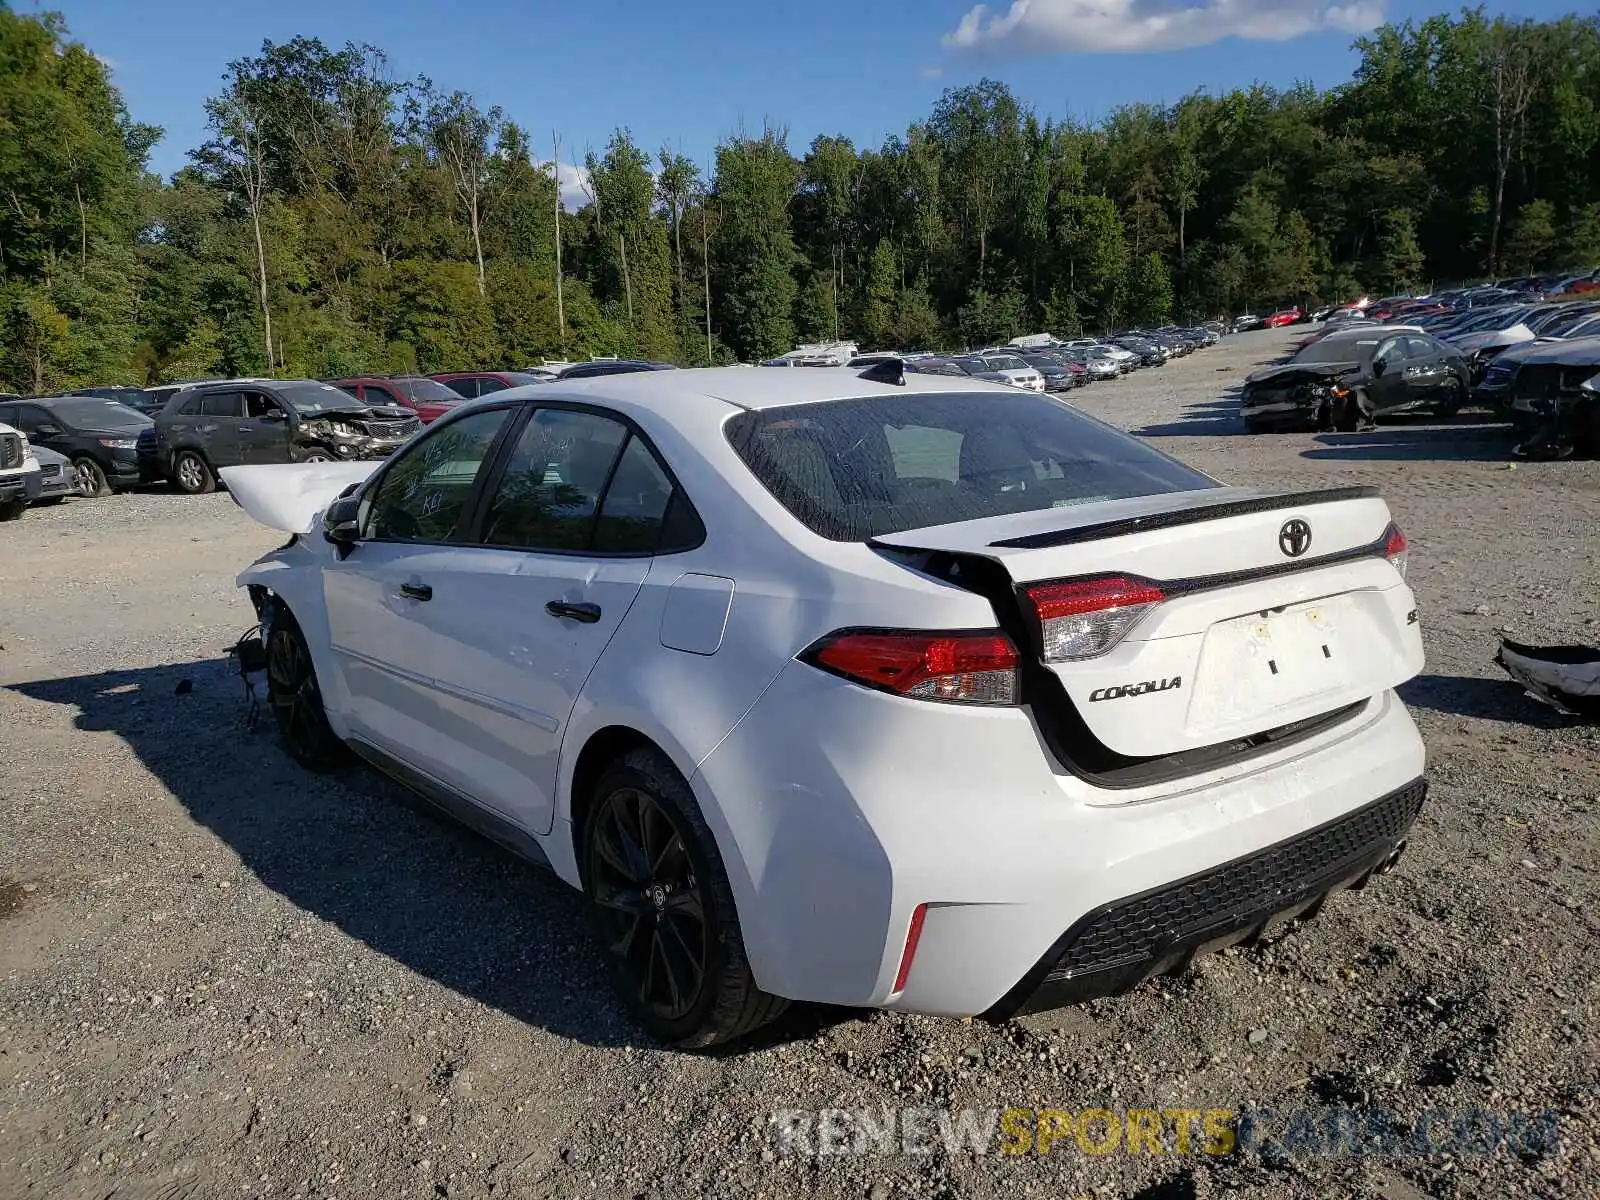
<box><xmin>1376</xmin><ymin>840</ymin><xmax>1407</xmax><ymax>876</ymax></box>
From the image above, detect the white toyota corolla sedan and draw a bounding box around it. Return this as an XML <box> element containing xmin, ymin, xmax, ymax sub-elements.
<box><xmin>223</xmin><ymin>364</ymin><xmax>1427</xmax><ymax>1048</ymax></box>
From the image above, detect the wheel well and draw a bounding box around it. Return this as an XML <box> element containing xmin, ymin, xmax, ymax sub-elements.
<box><xmin>567</xmin><ymin>725</ymin><xmax>665</xmax><ymax>864</ymax></box>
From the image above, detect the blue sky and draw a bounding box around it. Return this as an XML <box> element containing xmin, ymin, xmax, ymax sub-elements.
<box><xmin>40</xmin><ymin>0</ymin><xmax>1581</xmax><ymax>194</ymax></box>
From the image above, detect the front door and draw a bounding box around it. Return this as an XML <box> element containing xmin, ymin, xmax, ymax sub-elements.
<box><xmin>1368</xmin><ymin>336</ymin><xmax>1413</xmax><ymax>414</ymax></box>
<box><xmin>239</xmin><ymin>390</ymin><xmax>295</xmax><ymax>463</ymax></box>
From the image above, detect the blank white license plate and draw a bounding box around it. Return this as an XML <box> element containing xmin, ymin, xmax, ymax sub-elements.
<box><xmin>1193</xmin><ymin>598</ymin><xmax>1354</xmax><ymax>725</ymax></box>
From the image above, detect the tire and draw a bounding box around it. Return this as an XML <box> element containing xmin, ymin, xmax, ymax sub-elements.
<box><xmin>72</xmin><ymin>456</ymin><xmax>111</xmax><ymax>498</ymax></box>
<box><xmin>582</xmin><ymin>748</ymin><xmax>787</xmax><ymax>1048</ymax></box>
<box><xmin>1435</xmin><ymin>380</ymin><xmax>1466</xmax><ymax>419</ymax></box>
<box><xmin>170</xmin><ymin>450</ymin><xmax>215</xmax><ymax>495</ymax></box>
<box><xmin>0</xmin><ymin>498</ymin><xmax>25</xmax><ymax>522</ymax></box>
<box><xmin>299</xmin><ymin>446</ymin><xmax>334</xmax><ymax>463</ymax></box>
<box><xmin>265</xmin><ymin>608</ymin><xmax>349</xmax><ymax>773</ymax></box>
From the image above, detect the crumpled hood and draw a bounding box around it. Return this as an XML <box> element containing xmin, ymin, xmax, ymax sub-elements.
<box><xmin>219</xmin><ymin>461</ymin><xmax>381</xmax><ymax>534</ymax></box>
<box><xmin>1244</xmin><ymin>361</ymin><xmax>1362</xmax><ymax>387</ymax></box>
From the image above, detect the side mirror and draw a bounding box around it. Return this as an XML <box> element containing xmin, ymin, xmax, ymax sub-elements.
<box><xmin>35</xmin><ymin>422</ymin><xmax>62</xmax><ymax>437</ymax></box>
<box><xmin>322</xmin><ymin>495</ymin><xmax>361</xmax><ymax>557</ymax></box>
<box><xmin>1371</xmin><ymin>358</ymin><xmax>1387</xmax><ymax>377</ymax></box>
<box><xmin>1581</xmin><ymin>372</ymin><xmax>1600</xmax><ymax>396</ymax></box>
<box><xmin>259</xmin><ymin>408</ymin><xmax>288</xmax><ymax>422</ymax></box>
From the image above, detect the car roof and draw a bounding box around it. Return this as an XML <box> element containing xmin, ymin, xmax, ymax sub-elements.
<box><xmin>515</xmin><ymin>364</ymin><xmax>1005</xmax><ymax>418</ymax></box>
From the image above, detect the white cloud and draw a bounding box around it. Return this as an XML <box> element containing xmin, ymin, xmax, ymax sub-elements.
<box><xmin>540</xmin><ymin>159</ymin><xmax>593</xmax><ymax>212</ymax></box>
<box><xmin>942</xmin><ymin>0</ymin><xmax>1384</xmax><ymax>56</ymax></box>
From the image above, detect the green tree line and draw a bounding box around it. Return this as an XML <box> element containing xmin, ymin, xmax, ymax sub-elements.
<box><xmin>3</xmin><ymin>4</ymin><xmax>1599</xmax><ymax>391</ymax></box>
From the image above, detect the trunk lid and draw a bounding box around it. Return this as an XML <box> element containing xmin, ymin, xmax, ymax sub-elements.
<box><xmin>872</xmin><ymin>486</ymin><xmax>1423</xmax><ymax>759</ymax></box>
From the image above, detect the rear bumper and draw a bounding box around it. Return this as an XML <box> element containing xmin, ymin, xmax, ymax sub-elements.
<box><xmin>692</xmin><ymin>661</ymin><xmax>1427</xmax><ymax>1017</ymax></box>
<box><xmin>986</xmin><ymin>778</ymin><xmax>1425</xmax><ymax>1018</ymax></box>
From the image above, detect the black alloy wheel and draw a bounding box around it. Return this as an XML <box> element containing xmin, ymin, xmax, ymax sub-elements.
<box><xmin>588</xmin><ymin>784</ymin><xmax>707</xmax><ymax>1024</ymax></box>
<box><xmin>265</xmin><ymin>616</ymin><xmax>347</xmax><ymax>772</ymax></box>
<box><xmin>582</xmin><ymin>748</ymin><xmax>787</xmax><ymax>1048</ymax></box>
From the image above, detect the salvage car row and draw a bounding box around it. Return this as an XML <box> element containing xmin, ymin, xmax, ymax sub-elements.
<box><xmin>0</xmin><ymin>362</ymin><xmax>682</xmax><ymax>516</ymax></box>
<box><xmin>1238</xmin><ymin>297</ymin><xmax>1600</xmax><ymax>458</ymax></box>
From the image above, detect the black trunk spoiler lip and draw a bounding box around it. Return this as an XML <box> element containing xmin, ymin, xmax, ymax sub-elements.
<box><xmin>978</xmin><ymin>485</ymin><xmax>1381</xmax><ymax>550</ymax></box>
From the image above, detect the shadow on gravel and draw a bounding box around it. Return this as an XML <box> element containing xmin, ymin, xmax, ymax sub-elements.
<box><xmin>1399</xmin><ymin>673</ymin><xmax>1575</xmax><ymax>728</ymax></box>
<box><xmin>1132</xmin><ymin>389</ymin><xmax>1247</xmax><ymax>438</ymax></box>
<box><xmin>11</xmin><ymin>658</ymin><xmax>846</xmax><ymax>1053</ymax></box>
<box><xmin>1301</xmin><ymin>423</ymin><xmax>1514</xmax><ymax>463</ymax></box>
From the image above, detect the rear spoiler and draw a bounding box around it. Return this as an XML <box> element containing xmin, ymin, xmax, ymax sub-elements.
<box><xmin>983</xmin><ymin>486</ymin><xmax>1380</xmax><ymax>550</ymax></box>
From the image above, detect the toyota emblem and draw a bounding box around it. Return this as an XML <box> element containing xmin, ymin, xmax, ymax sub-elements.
<box><xmin>1278</xmin><ymin>519</ymin><xmax>1312</xmax><ymax>558</ymax></box>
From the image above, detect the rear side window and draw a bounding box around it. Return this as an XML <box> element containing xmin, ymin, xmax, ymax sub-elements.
<box><xmin>438</xmin><ymin>377</ymin><xmax>476</xmax><ymax>398</ymax></box>
<box><xmin>481</xmin><ymin>410</ymin><xmax>628</xmax><ymax>550</ymax></box>
<box><xmin>200</xmin><ymin>393</ymin><xmax>242</xmax><ymax>417</ymax></box>
<box><xmin>476</xmin><ymin>376</ymin><xmax>509</xmax><ymax>395</ymax></box>
<box><xmin>726</xmin><ymin>391</ymin><xmax>1215</xmax><ymax>541</ymax></box>
<box><xmin>478</xmin><ymin>409</ymin><xmax>698</xmax><ymax>555</ymax></box>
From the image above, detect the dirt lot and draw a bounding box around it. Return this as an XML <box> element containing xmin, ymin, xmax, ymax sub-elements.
<box><xmin>3</xmin><ymin>330</ymin><xmax>1598</xmax><ymax>1200</ymax></box>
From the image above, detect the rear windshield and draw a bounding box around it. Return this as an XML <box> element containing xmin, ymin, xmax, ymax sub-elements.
<box><xmin>393</xmin><ymin>378</ymin><xmax>463</xmax><ymax>403</ymax></box>
<box><xmin>725</xmin><ymin>392</ymin><xmax>1215</xmax><ymax>540</ymax></box>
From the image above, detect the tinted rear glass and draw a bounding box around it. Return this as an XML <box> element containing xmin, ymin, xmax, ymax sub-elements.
<box><xmin>394</xmin><ymin>378</ymin><xmax>466</xmax><ymax>403</ymax></box>
<box><xmin>726</xmin><ymin>392</ymin><xmax>1215</xmax><ymax>541</ymax></box>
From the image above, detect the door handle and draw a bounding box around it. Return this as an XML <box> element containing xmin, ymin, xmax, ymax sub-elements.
<box><xmin>546</xmin><ymin>600</ymin><xmax>601</xmax><ymax>623</ymax></box>
<box><xmin>399</xmin><ymin>582</ymin><xmax>433</xmax><ymax>601</ymax></box>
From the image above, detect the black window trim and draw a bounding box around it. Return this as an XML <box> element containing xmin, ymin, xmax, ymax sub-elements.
<box><xmin>461</xmin><ymin>399</ymin><xmax>705</xmax><ymax>559</ymax></box>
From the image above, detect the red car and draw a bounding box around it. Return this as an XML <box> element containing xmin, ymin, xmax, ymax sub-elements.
<box><xmin>1264</xmin><ymin>308</ymin><xmax>1303</xmax><ymax>328</ymax></box>
<box><xmin>429</xmin><ymin>371</ymin><xmax>551</xmax><ymax>399</ymax></box>
<box><xmin>332</xmin><ymin>376</ymin><xmax>467</xmax><ymax>425</ymax></box>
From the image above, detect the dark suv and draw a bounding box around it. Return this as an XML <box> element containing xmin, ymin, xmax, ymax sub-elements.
<box><xmin>152</xmin><ymin>379</ymin><xmax>421</xmax><ymax>494</ymax></box>
<box><xmin>0</xmin><ymin>395</ymin><xmax>152</xmax><ymax>497</ymax></box>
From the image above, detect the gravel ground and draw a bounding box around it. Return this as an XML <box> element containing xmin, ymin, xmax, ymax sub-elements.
<box><xmin>2</xmin><ymin>329</ymin><xmax>1598</xmax><ymax>1200</ymax></box>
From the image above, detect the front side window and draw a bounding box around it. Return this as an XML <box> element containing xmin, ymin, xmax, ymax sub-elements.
<box><xmin>244</xmin><ymin>391</ymin><xmax>284</xmax><ymax>419</ymax></box>
<box><xmin>727</xmin><ymin>391</ymin><xmax>1215</xmax><ymax>541</ymax></box>
<box><xmin>360</xmin><ymin>407</ymin><xmax>512</xmax><ymax>542</ymax></box>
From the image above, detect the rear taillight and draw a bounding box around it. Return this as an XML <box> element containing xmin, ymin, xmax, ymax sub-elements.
<box><xmin>805</xmin><ymin>630</ymin><xmax>1020</xmax><ymax>705</ymax></box>
<box><xmin>1025</xmin><ymin>575</ymin><xmax>1165</xmax><ymax>662</ymax></box>
<box><xmin>1384</xmin><ymin>523</ymin><xmax>1409</xmax><ymax>579</ymax></box>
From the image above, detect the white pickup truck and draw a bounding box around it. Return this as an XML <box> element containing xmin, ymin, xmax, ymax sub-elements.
<box><xmin>0</xmin><ymin>420</ymin><xmax>43</xmax><ymax>520</ymax></box>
